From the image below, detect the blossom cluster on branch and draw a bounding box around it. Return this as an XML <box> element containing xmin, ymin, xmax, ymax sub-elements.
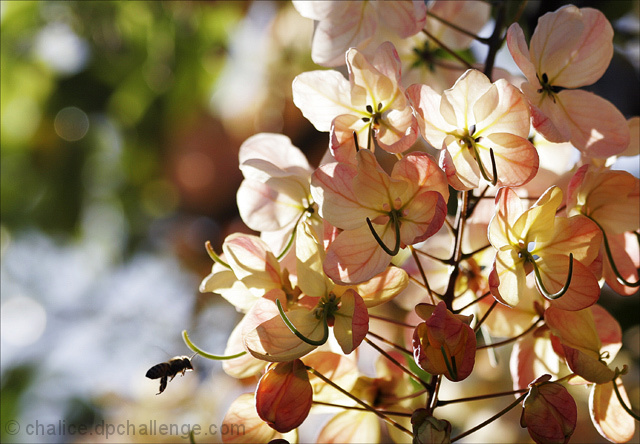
<box><xmin>181</xmin><ymin>2</ymin><xmax>639</xmax><ymax>443</ymax></box>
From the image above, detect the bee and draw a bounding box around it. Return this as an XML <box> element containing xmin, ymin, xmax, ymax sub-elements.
<box><xmin>145</xmin><ymin>355</ymin><xmax>194</xmax><ymax>395</ymax></box>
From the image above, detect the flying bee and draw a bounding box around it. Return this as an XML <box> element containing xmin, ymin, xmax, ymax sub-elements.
<box><xmin>146</xmin><ymin>355</ymin><xmax>194</xmax><ymax>395</ymax></box>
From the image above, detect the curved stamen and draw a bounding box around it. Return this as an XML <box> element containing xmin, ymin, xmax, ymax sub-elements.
<box><xmin>532</xmin><ymin>253</ymin><xmax>574</xmax><ymax>300</ymax></box>
<box><xmin>182</xmin><ymin>330</ymin><xmax>246</xmax><ymax>360</ymax></box>
<box><xmin>276</xmin><ymin>299</ymin><xmax>329</xmax><ymax>346</ymax></box>
<box><xmin>205</xmin><ymin>241</ymin><xmax>231</xmax><ymax>269</ymax></box>
<box><xmin>366</xmin><ymin>211</ymin><xmax>401</xmax><ymax>256</ymax></box>
<box><xmin>440</xmin><ymin>346</ymin><xmax>458</xmax><ymax>380</ymax></box>
<box><xmin>588</xmin><ymin>217</ymin><xmax>639</xmax><ymax>287</ymax></box>
<box><xmin>473</xmin><ymin>145</ymin><xmax>498</xmax><ymax>186</ymax></box>
<box><xmin>353</xmin><ymin>130</ymin><xmax>360</xmax><ymax>152</ymax></box>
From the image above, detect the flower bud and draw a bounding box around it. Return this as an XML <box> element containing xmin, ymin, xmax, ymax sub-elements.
<box><xmin>412</xmin><ymin>302</ymin><xmax>476</xmax><ymax>381</ymax></box>
<box><xmin>411</xmin><ymin>409</ymin><xmax>452</xmax><ymax>444</ymax></box>
<box><xmin>521</xmin><ymin>375</ymin><xmax>577</xmax><ymax>444</ymax></box>
<box><xmin>256</xmin><ymin>359</ymin><xmax>313</xmax><ymax>433</ymax></box>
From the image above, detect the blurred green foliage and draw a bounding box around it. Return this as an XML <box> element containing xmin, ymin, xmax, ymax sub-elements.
<box><xmin>1</xmin><ymin>1</ymin><xmax>244</xmax><ymax>244</ymax></box>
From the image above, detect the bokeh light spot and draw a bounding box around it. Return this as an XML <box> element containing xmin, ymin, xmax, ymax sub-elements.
<box><xmin>54</xmin><ymin>106</ymin><xmax>89</xmax><ymax>141</ymax></box>
<box><xmin>1</xmin><ymin>296</ymin><xmax>47</xmax><ymax>347</ymax></box>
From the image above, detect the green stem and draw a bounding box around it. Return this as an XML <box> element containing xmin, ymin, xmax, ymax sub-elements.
<box><xmin>366</xmin><ymin>211</ymin><xmax>401</xmax><ymax>256</ymax></box>
<box><xmin>421</xmin><ymin>28</ymin><xmax>473</xmax><ymax>70</ymax></box>
<box><xmin>587</xmin><ymin>217</ymin><xmax>639</xmax><ymax>287</ymax></box>
<box><xmin>612</xmin><ymin>377</ymin><xmax>640</xmax><ymax>421</ymax></box>
<box><xmin>426</xmin><ymin>10</ymin><xmax>490</xmax><ymax>44</ymax></box>
<box><xmin>531</xmin><ymin>253</ymin><xmax>574</xmax><ymax>300</ymax></box>
<box><xmin>476</xmin><ymin>316</ymin><xmax>542</xmax><ymax>350</ymax></box>
<box><xmin>182</xmin><ymin>330</ymin><xmax>246</xmax><ymax>360</ymax></box>
<box><xmin>474</xmin><ymin>299</ymin><xmax>497</xmax><ymax>332</ymax></box>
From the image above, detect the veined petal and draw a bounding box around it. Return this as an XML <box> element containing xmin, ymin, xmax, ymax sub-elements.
<box><xmin>296</xmin><ymin>220</ymin><xmax>329</xmax><ymax>298</ymax></box>
<box><xmin>324</xmin><ymin>224</ymin><xmax>393</xmax><ymax>284</ymax></box>
<box><xmin>376</xmin><ymin>106</ymin><xmax>419</xmax><ymax>153</ymax></box>
<box><xmin>333</xmin><ymin>289</ymin><xmax>369</xmax><ymax>354</ymax></box>
<box><xmin>590</xmin><ymin>380</ymin><xmax>636</xmax><ymax>443</ymax></box>
<box><xmin>513</xmin><ymin>186</ymin><xmax>563</xmax><ymax>245</ymax></box>
<box><xmin>222</xmin><ymin>318</ymin><xmax>267</xmax><ymax>379</ymax></box>
<box><xmin>510</xmin><ymin>331</ymin><xmax>560</xmax><ymax>391</ymax></box>
<box><xmin>303</xmin><ymin>351</ymin><xmax>358</xmax><ymax>405</ymax></box>
<box><xmin>400</xmin><ymin>191</ymin><xmax>448</xmax><ymax>245</ymax></box>
<box><xmin>392</xmin><ymin>152</ymin><xmax>450</xmax><ymax>203</ymax></box>
<box><xmin>347</xmin><ymin>47</ymin><xmax>396</xmax><ymax>105</ymax></box>
<box><xmin>352</xmin><ymin>149</ymin><xmax>395</xmax><ymax>208</ymax></box>
<box><xmin>478</xmin><ymin>133</ymin><xmax>539</xmax><ymax>187</ymax></box>
<box><xmin>441</xmin><ymin>69</ymin><xmax>492</xmax><ymax>129</ymax></box>
<box><xmin>200</xmin><ymin>267</ymin><xmax>260</xmax><ymax>312</ymax></box>
<box><xmin>406</xmin><ymin>83</ymin><xmax>455</xmax><ymax>149</ymax></box>
<box><xmin>311</xmin><ymin>161</ymin><xmax>374</xmax><ymax>230</ymax></box>
<box><xmin>488</xmin><ymin>186</ymin><xmax>525</xmax><ymax>249</ymax></box>
<box><xmin>545</xmin><ymin>306</ymin><xmax>601</xmax><ymax>354</ymax></box>
<box><xmin>242</xmin><ymin>298</ymin><xmax>321</xmax><ymax>362</ymax></box>
<box><xmin>474</xmin><ymin>79</ymin><xmax>531</xmax><ymax>138</ymax></box>
<box><xmin>440</xmin><ymin>141</ymin><xmax>481</xmax><ymax>190</ymax></box>
<box><xmin>237</xmin><ymin>179</ymin><xmax>306</xmax><ymax>233</ymax></box>
<box><xmin>329</xmin><ymin>114</ymin><xmax>369</xmax><ymax>165</ymax></box>
<box><xmin>316</xmin><ymin>410</ymin><xmax>381</xmax><ymax>444</ymax></box>
<box><xmin>537</xmin><ymin>215</ymin><xmax>602</xmax><ymax>265</ymax></box>
<box><xmin>311</xmin><ymin>2</ymin><xmax>377</xmax><ymax>67</ymax></box>
<box><xmin>239</xmin><ymin>133</ymin><xmax>311</xmax><ymax>173</ymax></box>
<box><xmin>506</xmin><ymin>23</ymin><xmax>538</xmax><ymax>85</ymax></box>
<box><xmin>490</xmin><ymin>249</ymin><xmax>527</xmax><ymax>307</ymax></box>
<box><xmin>292</xmin><ymin>70</ymin><xmax>357</xmax><ymax>131</ymax></box>
<box><xmin>532</xmin><ymin>6</ymin><xmax>613</xmax><ymax>88</ymax></box>
<box><xmin>376</xmin><ymin>1</ymin><xmax>427</xmax><ymax>39</ymax></box>
<box><xmin>555</xmin><ymin>89</ymin><xmax>630</xmax><ymax>157</ymax></box>
<box><xmin>222</xmin><ymin>393</ymin><xmax>280</xmax><ymax>443</ymax></box>
<box><xmin>223</xmin><ymin>234</ymin><xmax>282</xmax><ymax>293</ymax></box>
<box><xmin>537</xmin><ymin>255</ymin><xmax>600</xmax><ymax>311</ymax></box>
<box><xmin>341</xmin><ymin>266</ymin><xmax>408</xmax><ymax>308</ymax></box>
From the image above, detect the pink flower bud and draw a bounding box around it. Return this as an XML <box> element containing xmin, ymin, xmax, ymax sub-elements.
<box><xmin>412</xmin><ymin>302</ymin><xmax>476</xmax><ymax>381</ymax></box>
<box><xmin>255</xmin><ymin>359</ymin><xmax>313</xmax><ymax>433</ymax></box>
<box><xmin>521</xmin><ymin>375</ymin><xmax>577</xmax><ymax>444</ymax></box>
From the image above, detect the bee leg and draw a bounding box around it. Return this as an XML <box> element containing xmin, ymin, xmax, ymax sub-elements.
<box><xmin>157</xmin><ymin>376</ymin><xmax>168</xmax><ymax>395</ymax></box>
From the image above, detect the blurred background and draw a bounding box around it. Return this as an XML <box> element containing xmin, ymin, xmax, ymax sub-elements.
<box><xmin>1</xmin><ymin>1</ymin><xmax>638</xmax><ymax>443</ymax></box>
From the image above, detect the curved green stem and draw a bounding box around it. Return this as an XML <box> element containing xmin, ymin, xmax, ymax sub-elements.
<box><xmin>440</xmin><ymin>346</ymin><xmax>458</xmax><ymax>381</ymax></box>
<box><xmin>366</xmin><ymin>211</ymin><xmax>401</xmax><ymax>256</ymax></box>
<box><xmin>205</xmin><ymin>241</ymin><xmax>231</xmax><ymax>269</ymax></box>
<box><xmin>588</xmin><ymin>217</ymin><xmax>639</xmax><ymax>287</ymax></box>
<box><xmin>182</xmin><ymin>330</ymin><xmax>246</xmax><ymax>360</ymax></box>
<box><xmin>276</xmin><ymin>209</ymin><xmax>310</xmax><ymax>261</ymax></box>
<box><xmin>275</xmin><ymin>299</ymin><xmax>328</xmax><ymax>346</ymax></box>
<box><xmin>532</xmin><ymin>253</ymin><xmax>573</xmax><ymax>300</ymax></box>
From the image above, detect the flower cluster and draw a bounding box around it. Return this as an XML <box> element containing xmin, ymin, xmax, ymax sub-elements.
<box><xmin>178</xmin><ymin>2</ymin><xmax>638</xmax><ymax>443</ymax></box>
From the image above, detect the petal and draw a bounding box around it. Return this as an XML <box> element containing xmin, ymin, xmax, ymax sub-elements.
<box><xmin>222</xmin><ymin>318</ymin><xmax>267</xmax><ymax>379</ymax></box>
<box><xmin>292</xmin><ymin>70</ymin><xmax>357</xmax><ymax>131</ymax></box>
<box><xmin>237</xmin><ymin>179</ymin><xmax>306</xmax><ymax>233</ymax></box>
<box><xmin>309</xmin><ymin>2</ymin><xmax>377</xmax><ymax>67</ymax></box>
<box><xmin>406</xmin><ymin>83</ymin><xmax>455</xmax><ymax>148</ymax></box>
<box><xmin>506</xmin><ymin>23</ymin><xmax>538</xmax><ymax>85</ymax></box>
<box><xmin>514</xmin><ymin>186</ymin><xmax>563</xmax><ymax>245</ymax></box>
<box><xmin>555</xmin><ymin>89</ymin><xmax>630</xmax><ymax>157</ymax></box>
<box><xmin>295</xmin><ymin>220</ymin><xmax>329</xmax><ymax>298</ymax></box>
<box><xmin>544</xmin><ymin>306</ymin><xmax>601</xmax><ymax>354</ymax></box>
<box><xmin>490</xmin><ymin>249</ymin><xmax>527</xmax><ymax>307</ymax></box>
<box><xmin>347</xmin><ymin>47</ymin><xmax>397</xmax><ymax>105</ymax></box>
<box><xmin>376</xmin><ymin>106</ymin><xmax>419</xmax><ymax>153</ymax></box>
<box><xmin>238</xmin><ymin>133</ymin><xmax>311</xmax><ymax>173</ymax></box>
<box><xmin>242</xmin><ymin>298</ymin><xmax>321</xmax><ymax>362</ymax></box>
<box><xmin>604</xmin><ymin>232</ymin><xmax>640</xmax><ymax>296</ymax></box>
<box><xmin>200</xmin><ymin>263</ymin><xmax>259</xmax><ymax>312</ymax></box>
<box><xmin>316</xmin><ymin>410</ymin><xmax>381</xmax><ymax>443</ymax></box>
<box><xmin>474</xmin><ymin>79</ymin><xmax>531</xmax><ymax>138</ymax></box>
<box><xmin>538</xmin><ymin>255</ymin><xmax>600</xmax><ymax>311</ymax></box>
<box><xmin>400</xmin><ymin>190</ymin><xmax>448</xmax><ymax>245</ymax></box>
<box><xmin>440</xmin><ymin>69</ymin><xmax>492</xmax><ymax>129</ymax></box>
<box><xmin>222</xmin><ymin>393</ymin><xmax>279</xmax><ymax>444</ymax></box>
<box><xmin>329</xmin><ymin>113</ymin><xmax>368</xmax><ymax>164</ymax></box>
<box><xmin>532</xmin><ymin>6</ymin><xmax>613</xmax><ymax>88</ymax></box>
<box><xmin>590</xmin><ymin>380</ymin><xmax>636</xmax><ymax>443</ymax></box>
<box><xmin>223</xmin><ymin>234</ymin><xmax>282</xmax><ymax>294</ymax></box>
<box><xmin>392</xmin><ymin>152</ymin><xmax>450</xmax><ymax>204</ymax></box>
<box><xmin>488</xmin><ymin>187</ymin><xmax>525</xmax><ymax>249</ymax></box>
<box><xmin>311</xmin><ymin>161</ymin><xmax>374</xmax><ymax>230</ymax></box>
<box><xmin>510</xmin><ymin>331</ymin><xmax>560</xmax><ymax>391</ymax></box>
<box><xmin>478</xmin><ymin>133</ymin><xmax>539</xmax><ymax>187</ymax></box>
<box><xmin>303</xmin><ymin>351</ymin><xmax>359</xmax><ymax>404</ymax></box>
<box><xmin>376</xmin><ymin>1</ymin><xmax>427</xmax><ymax>38</ymax></box>
<box><xmin>344</xmin><ymin>265</ymin><xmax>409</xmax><ymax>307</ymax></box>
<box><xmin>440</xmin><ymin>141</ymin><xmax>481</xmax><ymax>190</ymax></box>
<box><xmin>324</xmin><ymin>224</ymin><xmax>393</xmax><ymax>284</ymax></box>
<box><xmin>333</xmin><ymin>289</ymin><xmax>369</xmax><ymax>354</ymax></box>
<box><xmin>427</xmin><ymin>1</ymin><xmax>490</xmax><ymax>50</ymax></box>
<box><xmin>538</xmin><ymin>215</ymin><xmax>602</xmax><ymax>265</ymax></box>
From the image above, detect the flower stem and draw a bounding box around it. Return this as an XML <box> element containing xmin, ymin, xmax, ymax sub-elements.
<box><xmin>364</xmin><ymin>337</ymin><xmax>430</xmax><ymax>389</ymax></box>
<box><xmin>312</xmin><ymin>401</ymin><xmax>413</xmax><ymax>417</ymax></box>
<box><xmin>476</xmin><ymin>316</ymin><xmax>542</xmax><ymax>350</ymax></box>
<box><xmin>368</xmin><ymin>313</ymin><xmax>416</xmax><ymax>329</ymax></box>
<box><xmin>437</xmin><ymin>388</ymin><xmax>529</xmax><ymax>407</ymax></box>
<box><xmin>182</xmin><ymin>330</ymin><xmax>246</xmax><ymax>360</ymax></box>
<box><xmin>426</xmin><ymin>10</ymin><xmax>491</xmax><ymax>44</ymax></box>
<box><xmin>306</xmin><ymin>366</ymin><xmax>413</xmax><ymax>436</ymax></box>
<box><xmin>451</xmin><ymin>393</ymin><xmax>528</xmax><ymax>442</ymax></box>
<box><xmin>421</xmin><ymin>28</ymin><xmax>473</xmax><ymax>70</ymax></box>
<box><xmin>367</xmin><ymin>331</ymin><xmax>413</xmax><ymax>355</ymax></box>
